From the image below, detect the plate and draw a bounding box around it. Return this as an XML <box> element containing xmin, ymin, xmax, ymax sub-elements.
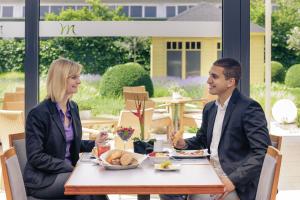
<box><xmin>171</xmin><ymin>149</ymin><xmax>209</xmax><ymax>159</ymax></box>
<box><xmin>100</xmin><ymin>149</ymin><xmax>147</xmax><ymax>170</ymax></box>
<box><xmin>154</xmin><ymin>164</ymin><xmax>181</xmax><ymax>171</ymax></box>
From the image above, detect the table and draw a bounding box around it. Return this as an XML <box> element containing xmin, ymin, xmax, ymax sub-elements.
<box><xmin>151</xmin><ymin>97</ymin><xmax>192</xmax><ymax>132</ymax></box>
<box><xmin>64</xmin><ymin>158</ymin><xmax>224</xmax><ymax>200</ymax></box>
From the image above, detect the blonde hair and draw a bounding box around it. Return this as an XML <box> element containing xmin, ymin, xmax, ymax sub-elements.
<box><xmin>46</xmin><ymin>58</ymin><xmax>82</xmax><ymax>102</ymax></box>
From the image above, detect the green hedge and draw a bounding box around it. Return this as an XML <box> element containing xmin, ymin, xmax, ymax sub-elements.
<box><xmin>271</xmin><ymin>61</ymin><xmax>285</xmax><ymax>83</ymax></box>
<box><xmin>100</xmin><ymin>62</ymin><xmax>154</xmax><ymax>97</ymax></box>
<box><xmin>285</xmin><ymin>64</ymin><xmax>300</xmax><ymax>88</ymax></box>
<box><xmin>0</xmin><ymin>40</ymin><xmax>25</xmax><ymax>73</ymax></box>
<box><xmin>0</xmin><ymin>38</ymin><xmax>150</xmax><ymax>75</ymax></box>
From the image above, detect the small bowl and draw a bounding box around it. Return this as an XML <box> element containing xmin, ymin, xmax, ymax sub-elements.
<box><xmin>148</xmin><ymin>154</ymin><xmax>170</xmax><ymax>164</ymax></box>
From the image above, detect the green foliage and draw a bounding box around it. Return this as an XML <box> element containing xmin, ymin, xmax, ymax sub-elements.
<box><xmin>271</xmin><ymin>61</ymin><xmax>285</xmax><ymax>83</ymax></box>
<box><xmin>100</xmin><ymin>62</ymin><xmax>154</xmax><ymax>97</ymax></box>
<box><xmin>287</xmin><ymin>26</ymin><xmax>300</xmax><ymax>55</ymax></box>
<box><xmin>250</xmin><ymin>0</ymin><xmax>300</xmax><ymax>68</ymax></box>
<box><xmin>0</xmin><ymin>40</ymin><xmax>25</xmax><ymax>73</ymax></box>
<box><xmin>285</xmin><ymin>64</ymin><xmax>300</xmax><ymax>88</ymax></box>
<box><xmin>250</xmin><ymin>0</ymin><xmax>265</xmax><ymax>25</ymax></box>
<box><xmin>271</xmin><ymin>0</ymin><xmax>300</xmax><ymax>68</ymax></box>
<box><xmin>39</xmin><ymin>40</ymin><xmax>63</xmax><ymax>75</ymax></box>
<box><xmin>296</xmin><ymin>109</ymin><xmax>300</xmax><ymax>128</ymax></box>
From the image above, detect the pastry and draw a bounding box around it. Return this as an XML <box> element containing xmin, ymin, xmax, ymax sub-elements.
<box><xmin>120</xmin><ymin>153</ymin><xmax>134</xmax><ymax>166</ymax></box>
<box><xmin>106</xmin><ymin>150</ymin><xmax>123</xmax><ymax>163</ymax></box>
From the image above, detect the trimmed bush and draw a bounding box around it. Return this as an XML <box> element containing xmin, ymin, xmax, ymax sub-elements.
<box><xmin>271</xmin><ymin>61</ymin><xmax>285</xmax><ymax>83</ymax></box>
<box><xmin>100</xmin><ymin>62</ymin><xmax>154</xmax><ymax>97</ymax></box>
<box><xmin>285</xmin><ymin>64</ymin><xmax>300</xmax><ymax>88</ymax></box>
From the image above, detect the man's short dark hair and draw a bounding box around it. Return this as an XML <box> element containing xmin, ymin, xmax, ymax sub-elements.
<box><xmin>213</xmin><ymin>58</ymin><xmax>241</xmax><ymax>85</ymax></box>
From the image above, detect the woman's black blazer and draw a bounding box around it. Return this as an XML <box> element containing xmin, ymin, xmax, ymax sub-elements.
<box><xmin>24</xmin><ymin>98</ymin><xmax>94</xmax><ymax>190</ymax></box>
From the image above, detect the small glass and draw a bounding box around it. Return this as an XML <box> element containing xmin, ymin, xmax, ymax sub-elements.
<box><xmin>97</xmin><ymin>141</ymin><xmax>110</xmax><ymax>157</ymax></box>
<box><xmin>117</xmin><ymin>128</ymin><xmax>134</xmax><ymax>150</ymax></box>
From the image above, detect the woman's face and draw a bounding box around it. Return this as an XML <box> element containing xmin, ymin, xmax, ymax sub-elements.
<box><xmin>66</xmin><ymin>73</ymin><xmax>81</xmax><ymax>96</ymax></box>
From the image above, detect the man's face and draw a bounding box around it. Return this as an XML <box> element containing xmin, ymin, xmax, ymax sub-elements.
<box><xmin>207</xmin><ymin>65</ymin><xmax>235</xmax><ymax>96</ymax></box>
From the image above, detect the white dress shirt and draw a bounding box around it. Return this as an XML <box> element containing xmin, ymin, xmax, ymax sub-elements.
<box><xmin>210</xmin><ymin>96</ymin><xmax>231</xmax><ymax>177</ymax></box>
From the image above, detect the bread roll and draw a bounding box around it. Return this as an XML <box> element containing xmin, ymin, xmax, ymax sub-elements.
<box><xmin>131</xmin><ymin>158</ymin><xmax>138</xmax><ymax>165</ymax></box>
<box><xmin>106</xmin><ymin>150</ymin><xmax>123</xmax><ymax>163</ymax></box>
<box><xmin>111</xmin><ymin>159</ymin><xmax>121</xmax><ymax>165</ymax></box>
<box><xmin>120</xmin><ymin>153</ymin><xmax>134</xmax><ymax>166</ymax></box>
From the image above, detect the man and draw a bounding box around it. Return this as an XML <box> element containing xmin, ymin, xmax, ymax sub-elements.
<box><xmin>161</xmin><ymin>58</ymin><xmax>271</xmax><ymax>200</ymax></box>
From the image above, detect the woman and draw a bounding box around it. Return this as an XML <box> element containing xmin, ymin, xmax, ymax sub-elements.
<box><xmin>24</xmin><ymin>58</ymin><xmax>109</xmax><ymax>200</ymax></box>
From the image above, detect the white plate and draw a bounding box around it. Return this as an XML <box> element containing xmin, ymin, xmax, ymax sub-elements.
<box><xmin>100</xmin><ymin>149</ymin><xmax>147</xmax><ymax>170</ymax></box>
<box><xmin>171</xmin><ymin>149</ymin><xmax>209</xmax><ymax>159</ymax></box>
<box><xmin>154</xmin><ymin>164</ymin><xmax>181</xmax><ymax>171</ymax></box>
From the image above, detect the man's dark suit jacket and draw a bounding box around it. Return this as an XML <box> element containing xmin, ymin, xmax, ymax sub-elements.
<box><xmin>185</xmin><ymin>89</ymin><xmax>271</xmax><ymax>200</ymax></box>
<box><xmin>24</xmin><ymin>98</ymin><xmax>95</xmax><ymax>192</ymax></box>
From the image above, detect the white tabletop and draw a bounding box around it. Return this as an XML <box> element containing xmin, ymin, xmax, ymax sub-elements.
<box><xmin>65</xmin><ymin>158</ymin><xmax>224</xmax><ymax>195</ymax></box>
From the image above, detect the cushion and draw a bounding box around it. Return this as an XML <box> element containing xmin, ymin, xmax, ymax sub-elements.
<box><xmin>6</xmin><ymin>155</ymin><xmax>27</xmax><ymax>200</ymax></box>
<box><xmin>255</xmin><ymin>154</ymin><xmax>276</xmax><ymax>200</ymax></box>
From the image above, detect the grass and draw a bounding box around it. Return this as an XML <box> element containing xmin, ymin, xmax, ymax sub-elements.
<box><xmin>1</xmin><ymin>72</ymin><xmax>300</xmax><ymax>119</ymax></box>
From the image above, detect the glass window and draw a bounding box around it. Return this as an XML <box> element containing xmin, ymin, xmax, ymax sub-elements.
<box><xmin>196</xmin><ymin>42</ymin><xmax>201</xmax><ymax>49</ymax></box>
<box><xmin>172</xmin><ymin>42</ymin><xmax>177</xmax><ymax>49</ymax></box>
<box><xmin>178</xmin><ymin>42</ymin><xmax>182</xmax><ymax>49</ymax></box>
<box><xmin>191</xmin><ymin>42</ymin><xmax>196</xmax><ymax>49</ymax></box>
<box><xmin>217</xmin><ymin>42</ymin><xmax>222</xmax><ymax>59</ymax></box>
<box><xmin>120</xmin><ymin>6</ymin><xmax>129</xmax><ymax>16</ymax></box>
<box><xmin>186</xmin><ymin>51</ymin><xmax>201</xmax><ymax>77</ymax></box>
<box><xmin>50</xmin><ymin>6</ymin><xmax>63</xmax><ymax>15</ymax></box>
<box><xmin>40</xmin><ymin>6</ymin><xmax>49</xmax><ymax>18</ymax></box>
<box><xmin>167</xmin><ymin>42</ymin><xmax>171</xmax><ymax>50</ymax></box>
<box><xmin>145</xmin><ymin>6</ymin><xmax>156</xmax><ymax>18</ymax></box>
<box><xmin>167</xmin><ymin>51</ymin><xmax>182</xmax><ymax>77</ymax></box>
<box><xmin>166</xmin><ymin>6</ymin><xmax>176</xmax><ymax>18</ymax></box>
<box><xmin>186</xmin><ymin>42</ymin><xmax>190</xmax><ymax>50</ymax></box>
<box><xmin>178</xmin><ymin>6</ymin><xmax>187</xmax><ymax>14</ymax></box>
<box><xmin>130</xmin><ymin>6</ymin><xmax>142</xmax><ymax>18</ymax></box>
<box><xmin>2</xmin><ymin>6</ymin><xmax>13</xmax><ymax>17</ymax></box>
<box><xmin>1</xmin><ymin>1</ymin><xmax>25</xmax><ymax>111</ymax></box>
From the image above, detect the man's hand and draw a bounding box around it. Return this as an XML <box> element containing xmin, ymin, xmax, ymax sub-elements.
<box><xmin>95</xmin><ymin>131</ymin><xmax>108</xmax><ymax>145</ymax></box>
<box><xmin>217</xmin><ymin>176</ymin><xmax>235</xmax><ymax>200</ymax></box>
<box><xmin>169</xmin><ymin>131</ymin><xmax>186</xmax><ymax>149</ymax></box>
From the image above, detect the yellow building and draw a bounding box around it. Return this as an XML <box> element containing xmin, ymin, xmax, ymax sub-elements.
<box><xmin>151</xmin><ymin>3</ymin><xmax>265</xmax><ymax>84</ymax></box>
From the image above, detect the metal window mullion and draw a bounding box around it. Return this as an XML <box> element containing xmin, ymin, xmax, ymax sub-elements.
<box><xmin>25</xmin><ymin>0</ymin><xmax>40</xmax><ymax>117</ymax></box>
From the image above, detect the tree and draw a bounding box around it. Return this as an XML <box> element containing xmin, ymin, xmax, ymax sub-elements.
<box><xmin>287</xmin><ymin>26</ymin><xmax>300</xmax><ymax>55</ymax></box>
<box><xmin>250</xmin><ymin>0</ymin><xmax>300</xmax><ymax>68</ymax></box>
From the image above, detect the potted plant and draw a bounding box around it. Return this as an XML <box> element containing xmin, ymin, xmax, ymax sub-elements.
<box><xmin>128</xmin><ymin>96</ymin><xmax>155</xmax><ymax>154</ymax></box>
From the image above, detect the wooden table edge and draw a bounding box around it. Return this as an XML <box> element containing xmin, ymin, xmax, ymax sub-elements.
<box><xmin>64</xmin><ymin>185</ymin><xmax>224</xmax><ymax>195</ymax></box>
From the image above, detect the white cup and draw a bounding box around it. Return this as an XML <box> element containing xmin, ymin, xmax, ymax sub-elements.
<box><xmin>154</xmin><ymin>140</ymin><xmax>164</xmax><ymax>152</ymax></box>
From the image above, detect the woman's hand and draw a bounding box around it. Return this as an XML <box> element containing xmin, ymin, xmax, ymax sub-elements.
<box><xmin>95</xmin><ymin>131</ymin><xmax>108</xmax><ymax>145</ymax></box>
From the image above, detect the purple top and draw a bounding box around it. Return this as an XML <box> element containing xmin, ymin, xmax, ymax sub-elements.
<box><xmin>56</xmin><ymin>102</ymin><xmax>74</xmax><ymax>165</ymax></box>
